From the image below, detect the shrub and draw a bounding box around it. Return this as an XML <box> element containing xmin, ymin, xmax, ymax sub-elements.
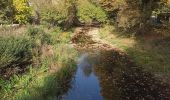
<box><xmin>0</xmin><ymin>37</ymin><xmax>32</xmax><ymax>69</ymax></box>
<box><xmin>32</xmin><ymin>0</ymin><xmax>69</xmax><ymax>27</ymax></box>
<box><xmin>27</xmin><ymin>26</ymin><xmax>52</xmax><ymax>45</ymax></box>
<box><xmin>40</xmin><ymin>6</ymin><xmax>66</xmax><ymax>27</ymax></box>
<box><xmin>77</xmin><ymin>0</ymin><xmax>107</xmax><ymax>24</ymax></box>
<box><xmin>13</xmin><ymin>0</ymin><xmax>32</xmax><ymax>24</ymax></box>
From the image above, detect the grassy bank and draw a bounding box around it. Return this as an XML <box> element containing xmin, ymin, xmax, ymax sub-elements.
<box><xmin>0</xmin><ymin>26</ymin><xmax>78</xmax><ymax>100</ymax></box>
<box><xmin>99</xmin><ymin>24</ymin><xmax>170</xmax><ymax>76</ymax></box>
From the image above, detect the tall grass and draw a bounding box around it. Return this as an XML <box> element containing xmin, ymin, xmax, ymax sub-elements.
<box><xmin>0</xmin><ymin>26</ymin><xmax>78</xmax><ymax>100</ymax></box>
<box><xmin>0</xmin><ymin>57</ymin><xmax>77</xmax><ymax>100</ymax></box>
<box><xmin>0</xmin><ymin>37</ymin><xmax>32</xmax><ymax>69</ymax></box>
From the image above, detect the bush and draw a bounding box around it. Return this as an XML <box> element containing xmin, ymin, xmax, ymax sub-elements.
<box><xmin>32</xmin><ymin>0</ymin><xmax>69</xmax><ymax>27</ymax></box>
<box><xmin>13</xmin><ymin>0</ymin><xmax>32</xmax><ymax>24</ymax></box>
<box><xmin>40</xmin><ymin>6</ymin><xmax>66</xmax><ymax>27</ymax></box>
<box><xmin>0</xmin><ymin>26</ymin><xmax>52</xmax><ymax>70</ymax></box>
<box><xmin>77</xmin><ymin>0</ymin><xmax>107</xmax><ymax>24</ymax></box>
<box><xmin>0</xmin><ymin>37</ymin><xmax>32</xmax><ymax>69</ymax></box>
<box><xmin>27</xmin><ymin>26</ymin><xmax>52</xmax><ymax>45</ymax></box>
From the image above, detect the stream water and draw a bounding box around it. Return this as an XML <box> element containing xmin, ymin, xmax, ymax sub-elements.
<box><xmin>59</xmin><ymin>51</ymin><xmax>170</xmax><ymax>100</ymax></box>
<box><xmin>61</xmin><ymin>53</ymin><xmax>103</xmax><ymax>100</ymax></box>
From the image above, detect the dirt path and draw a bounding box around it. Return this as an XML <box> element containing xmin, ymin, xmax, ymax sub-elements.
<box><xmin>71</xmin><ymin>27</ymin><xmax>123</xmax><ymax>52</ymax></box>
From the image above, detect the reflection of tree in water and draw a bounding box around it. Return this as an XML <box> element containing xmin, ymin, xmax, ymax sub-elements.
<box><xmin>79</xmin><ymin>54</ymin><xmax>98</xmax><ymax>77</ymax></box>
<box><xmin>94</xmin><ymin>50</ymin><xmax>170</xmax><ymax>100</ymax></box>
<box><xmin>94</xmin><ymin>65</ymin><xmax>121</xmax><ymax>100</ymax></box>
<box><xmin>81</xmin><ymin>65</ymin><xmax>92</xmax><ymax>77</ymax></box>
<box><xmin>78</xmin><ymin>53</ymin><xmax>93</xmax><ymax>77</ymax></box>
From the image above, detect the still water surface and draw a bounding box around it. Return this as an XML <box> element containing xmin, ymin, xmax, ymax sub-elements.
<box><xmin>61</xmin><ymin>53</ymin><xmax>103</xmax><ymax>100</ymax></box>
<box><xmin>60</xmin><ymin>51</ymin><xmax>170</xmax><ymax>100</ymax></box>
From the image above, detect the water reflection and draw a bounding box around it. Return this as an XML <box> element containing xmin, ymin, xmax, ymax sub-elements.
<box><xmin>95</xmin><ymin>50</ymin><xmax>170</xmax><ymax>100</ymax></box>
<box><xmin>77</xmin><ymin>53</ymin><xmax>93</xmax><ymax>77</ymax></box>
<box><xmin>60</xmin><ymin>51</ymin><xmax>170</xmax><ymax>100</ymax></box>
<box><xmin>61</xmin><ymin>53</ymin><xmax>103</xmax><ymax>100</ymax></box>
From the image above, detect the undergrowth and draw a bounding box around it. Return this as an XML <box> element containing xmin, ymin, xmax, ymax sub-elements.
<box><xmin>0</xmin><ymin>26</ymin><xmax>78</xmax><ymax>100</ymax></box>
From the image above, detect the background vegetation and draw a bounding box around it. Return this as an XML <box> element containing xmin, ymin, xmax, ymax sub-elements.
<box><xmin>77</xmin><ymin>0</ymin><xmax>107</xmax><ymax>24</ymax></box>
<box><xmin>0</xmin><ymin>0</ymin><xmax>170</xmax><ymax>99</ymax></box>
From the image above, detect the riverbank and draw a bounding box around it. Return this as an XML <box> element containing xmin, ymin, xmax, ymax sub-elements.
<box><xmin>99</xmin><ymin>25</ymin><xmax>170</xmax><ymax>78</ymax></box>
<box><xmin>68</xmin><ymin>27</ymin><xmax>170</xmax><ymax>99</ymax></box>
<box><xmin>0</xmin><ymin>26</ymin><xmax>78</xmax><ymax>100</ymax></box>
<box><xmin>71</xmin><ymin>25</ymin><xmax>170</xmax><ymax>81</ymax></box>
<box><xmin>1</xmin><ymin>24</ymin><xmax>170</xmax><ymax>99</ymax></box>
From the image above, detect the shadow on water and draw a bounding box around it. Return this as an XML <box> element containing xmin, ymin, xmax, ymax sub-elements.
<box><xmin>95</xmin><ymin>50</ymin><xmax>170</xmax><ymax>100</ymax></box>
<box><xmin>61</xmin><ymin>50</ymin><xmax>170</xmax><ymax>100</ymax></box>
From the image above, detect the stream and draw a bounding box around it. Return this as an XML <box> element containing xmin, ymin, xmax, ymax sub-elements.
<box><xmin>54</xmin><ymin>27</ymin><xmax>170</xmax><ymax>100</ymax></box>
<box><xmin>58</xmin><ymin>50</ymin><xmax>170</xmax><ymax>100</ymax></box>
<box><xmin>61</xmin><ymin>53</ymin><xmax>103</xmax><ymax>100</ymax></box>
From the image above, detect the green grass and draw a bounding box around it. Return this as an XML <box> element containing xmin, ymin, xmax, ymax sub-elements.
<box><xmin>99</xmin><ymin>24</ymin><xmax>170</xmax><ymax>76</ymax></box>
<box><xmin>0</xmin><ymin>57</ymin><xmax>77</xmax><ymax>100</ymax></box>
<box><xmin>0</xmin><ymin>36</ymin><xmax>33</xmax><ymax>69</ymax></box>
<box><xmin>0</xmin><ymin>26</ymin><xmax>78</xmax><ymax>100</ymax></box>
<box><xmin>127</xmin><ymin>38</ymin><xmax>170</xmax><ymax>75</ymax></box>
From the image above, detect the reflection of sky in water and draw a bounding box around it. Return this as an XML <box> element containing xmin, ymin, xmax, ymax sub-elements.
<box><xmin>60</xmin><ymin>51</ymin><xmax>170</xmax><ymax>100</ymax></box>
<box><xmin>61</xmin><ymin>53</ymin><xmax>103</xmax><ymax>100</ymax></box>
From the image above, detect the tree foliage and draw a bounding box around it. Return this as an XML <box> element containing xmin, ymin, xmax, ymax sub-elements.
<box><xmin>98</xmin><ymin>0</ymin><xmax>170</xmax><ymax>32</ymax></box>
<box><xmin>13</xmin><ymin>0</ymin><xmax>32</xmax><ymax>24</ymax></box>
<box><xmin>0</xmin><ymin>0</ymin><xmax>169</xmax><ymax>30</ymax></box>
<box><xmin>98</xmin><ymin>0</ymin><xmax>124</xmax><ymax>12</ymax></box>
<box><xmin>77</xmin><ymin>0</ymin><xmax>107</xmax><ymax>24</ymax></box>
<box><xmin>30</xmin><ymin>0</ymin><xmax>76</xmax><ymax>27</ymax></box>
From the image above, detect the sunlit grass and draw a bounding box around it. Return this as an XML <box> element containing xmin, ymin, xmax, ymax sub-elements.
<box><xmin>99</xmin><ymin>24</ymin><xmax>135</xmax><ymax>50</ymax></box>
<box><xmin>128</xmin><ymin>38</ymin><xmax>170</xmax><ymax>75</ymax></box>
<box><xmin>99</xmin><ymin>24</ymin><xmax>170</xmax><ymax>76</ymax></box>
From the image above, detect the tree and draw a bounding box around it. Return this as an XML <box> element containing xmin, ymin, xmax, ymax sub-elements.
<box><xmin>98</xmin><ymin>0</ymin><xmax>168</xmax><ymax>32</ymax></box>
<box><xmin>30</xmin><ymin>0</ymin><xmax>77</xmax><ymax>28</ymax></box>
<box><xmin>0</xmin><ymin>0</ymin><xmax>14</xmax><ymax>24</ymax></box>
